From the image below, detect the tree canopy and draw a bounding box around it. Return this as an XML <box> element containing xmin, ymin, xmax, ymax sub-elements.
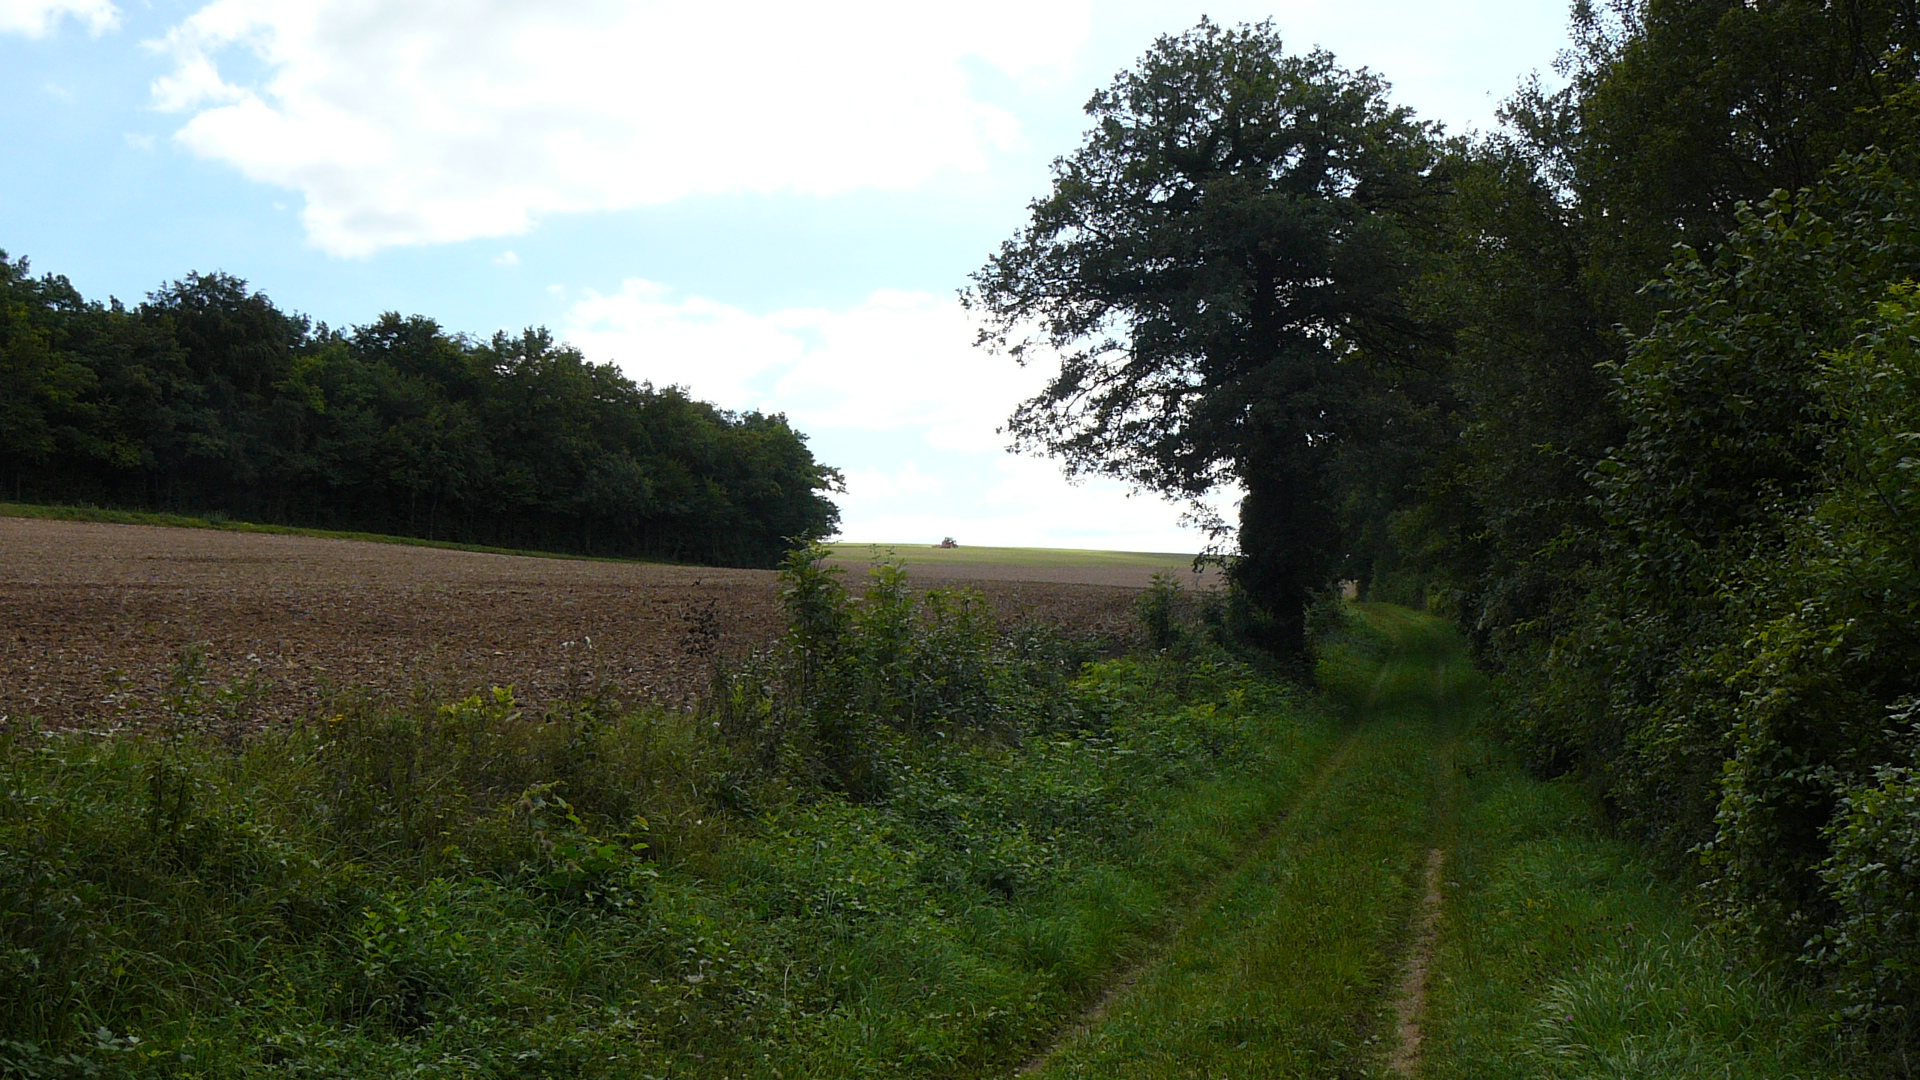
<box><xmin>967</xmin><ymin>19</ymin><xmax>1444</xmax><ymax>656</ymax></box>
<box><xmin>0</xmin><ymin>260</ymin><xmax>840</xmax><ymax>567</ymax></box>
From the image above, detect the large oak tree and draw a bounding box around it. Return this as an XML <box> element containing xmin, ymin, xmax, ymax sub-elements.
<box><xmin>968</xmin><ymin>20</ymin><xmax>1444</xmax><ymax>656</ymax></box>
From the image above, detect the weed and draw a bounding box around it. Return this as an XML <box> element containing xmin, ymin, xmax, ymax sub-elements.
<box><xmin>0</xmin><ymin>556</ymin><xmax>1319</xmax><ymax>1078</ymax></box>
<box><xmin>1424</xmin><ymin>745</ymin><xmax>1855</xmax><ymax>1079</ymax></box>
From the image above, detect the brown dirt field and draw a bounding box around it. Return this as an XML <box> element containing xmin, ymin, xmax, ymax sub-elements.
<box><xmin>0</xmin><ymin>519</ymin><xmax>1144</xmax><ymax>731</ymax></box>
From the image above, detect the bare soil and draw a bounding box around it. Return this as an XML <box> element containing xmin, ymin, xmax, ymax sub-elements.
<box><xmin>0</xmin><ymin>519</ymin><xmax>1143</xmax><ymax>731</ymax></box>
<box><xmin>1387</xmin><ymin>847</ymin><xmax>1446</xmax><ymax>1076</ymax></box>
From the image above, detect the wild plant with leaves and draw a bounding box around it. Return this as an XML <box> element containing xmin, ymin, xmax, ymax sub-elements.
<box><xmin>0</xmin><ymin>552</ymin><xmax>1332</xmax><ymax>1077</ymax></box>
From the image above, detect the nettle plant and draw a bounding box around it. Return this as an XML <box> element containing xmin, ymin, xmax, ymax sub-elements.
<box><xmin>713</xmin><ymin>545</ymin><xmax>1095</xmax><ymax>800</ymax></box>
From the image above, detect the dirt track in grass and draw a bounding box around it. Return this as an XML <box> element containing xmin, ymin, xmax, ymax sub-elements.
<box><xmin>0</xmin><ymin>519</ymin><xmax>1145</xmax><ymax>730</ymax></box>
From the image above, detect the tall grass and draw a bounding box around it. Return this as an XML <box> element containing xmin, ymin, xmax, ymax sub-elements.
<box><xmin>1389</xmin><ymin>664</ymin><xmax>1876</xmax><ymax>1080</ymax></box>
<box><xmin>1422</xmin><ymin>742</ymin><xmax>1860</xmax><ymax>1079</ymax></box>
<box><xmin>0</xmin><ymin>554</ymin><xmax>1333</xmax><ymax>1078</ymax></box>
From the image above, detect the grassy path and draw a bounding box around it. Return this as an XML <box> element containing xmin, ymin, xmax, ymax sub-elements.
<box><xmin>1022</xmin><ymin>605</ymin><xmax>1468</xmax><ymax>1079</ymax></box>
<box><xmin>1013</xmin><ymin>730</ymin><xmax>1367</xmax><ymax>1076</ymax></box>
<box><xmin>1023</xmin><ymin>717</ymin><xmax>1448</xmax><ymax>1078</ymax></box>
<box><xmin>1020</xmin><ymin>603</ymin><xmax>1856</xmax><ymax>1079</ymax></box>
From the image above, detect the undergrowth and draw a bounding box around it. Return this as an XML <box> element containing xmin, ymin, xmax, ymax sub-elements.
<box><xmin>1423</xmin><ymin>739</ymin><xmax>1861</xmax><ymax>1079</ymax></box>
<box><xmin>0</xmin><ymin>549</ymin><xmax>1328</xmax><ymax>1078</ymax></box>
<box><xmin>1311</xmin><ymin>602</ymin><xmax>1865</xmax><ymax>1078</ymax></box>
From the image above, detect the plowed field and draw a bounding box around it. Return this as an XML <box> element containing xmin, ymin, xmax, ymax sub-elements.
<box><xmin>1</xmin><ymin>519</ymin><xmax>1146</xmax><ymax>730</ymax></box>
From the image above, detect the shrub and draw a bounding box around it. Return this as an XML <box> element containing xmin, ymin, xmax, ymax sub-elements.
<box><xmin>1489</xmin><ymin>150</ymin><xmax>1920</xmax><ymax>1050</ymax></box>
<box><xmin>715</xmin><ymin>545</ymin><xmax>1105</xmax><ymax>799</ymax></box>
<box><xmin>1817</xmin><ymin>699</ymin><xmax>1920</xmax><ymax>1043</ymax></box>
<box><xmin>0</xmin><ymin>550</ymin><xmax>1314</xmax><ymax>1076</ymax></box>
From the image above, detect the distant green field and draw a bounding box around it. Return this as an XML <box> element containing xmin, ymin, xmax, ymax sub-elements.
<box><xmin>828</xmin><ymin>541</ymin><xmax>1201</xmax><ymax>571</ymax></box>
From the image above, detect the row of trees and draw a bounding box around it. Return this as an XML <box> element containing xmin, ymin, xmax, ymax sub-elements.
<box><xmin>972</xmin><ymin>2</ymin><xmax>1920</xmax><ymax>1046</ymax></box>
<box><xmin>0</xmin><ymin>264</ymin><xmax>840</xmax><ymax>566</ymax></box>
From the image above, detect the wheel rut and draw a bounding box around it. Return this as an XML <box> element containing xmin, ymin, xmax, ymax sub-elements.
<box><xmin>1386</xmin><ymin>846</ymin><xmax>1446</xmax><ymax>1075</ymax></box>
<box><xmin>1017</xmin><ymin>611</ymin><xmax>1475</xmax><ymax>1078</ymax></box>
<box><xmin>1014</xmin><ymin>727</ymin><xmax>1363</xmax><ymax>1077</ymax></box>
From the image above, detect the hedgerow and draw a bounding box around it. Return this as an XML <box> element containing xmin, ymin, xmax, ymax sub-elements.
<box><xmin>1493</xmin><ymin>151</ymin><xmax>1920</xmax><ymax>1045</ymax></box>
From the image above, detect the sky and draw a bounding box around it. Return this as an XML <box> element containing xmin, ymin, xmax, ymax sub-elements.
<box><xmin>0</xmin><ymin>0</ymin><xmax>1573</xmax><ymax>552</ymax></box>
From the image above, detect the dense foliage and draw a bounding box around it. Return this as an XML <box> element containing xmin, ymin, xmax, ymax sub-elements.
<box><xmin>0</xmin><ymin>561</ymin><xmax>1324</xmax><ymax>1078</ymax></box>
<box><xmin>980</xmin><ymin>0</ymin><xmax>1920</xmax><ymax>1052</ymax></box>
<box><xmin>0</xmin><ymin>260</ymin><xmax>840</xmax><ymax>566</ymax></box>
<box><xmin>1448</xmin><ymin>14</ymin><xmax>1920</xmax><ymax>1045</ymax></box>
<box><xmin>967</xmin><ymin>19</ymin><xmax>1447</xmax><ymax>659</ymax></box>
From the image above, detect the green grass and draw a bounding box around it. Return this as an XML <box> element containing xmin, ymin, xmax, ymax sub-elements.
<box><xmin>1023</xmin><ymin>602</ymin><xmax>1471</xmax><ymax>1079</ymax></box>
<box><xmin>1020</xmin><ymin>603</ymin><xmax>1864</xmax><ymax>1078</ymax></box>
<box><xmin>0</xmin><ymin>596</ymin><xmax>1338</xmax><ymax>1078</ymax></box>
<box><xmin>1027</xmin><ymin>716</ymin><xmax>1445</xmax><ymax>1079</ymax></box>
<box><xmin>1424</xmin><ymin>741</ymin><xmax>1856</xmax><ymax>1079</ymax></box>
<box><xmin>826</xmin><ymin>542</ymin><xmax>1200</xmax><ymax>572</ymax></box>
<box><xmin>0</xmin><ymin>501</ymin><xmax>663</xmax><ymax>565</ymax></box>
<box><xmin>1347</xmin><ymin>603</ymin><xmax>1859</xmax><ymax>1078</ymax></box>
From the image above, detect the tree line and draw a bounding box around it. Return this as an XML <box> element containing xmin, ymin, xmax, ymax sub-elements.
<box><xmin>971</xmin><ymin>1</ymin><xmax>1920</xmax><ymax>1050</ymax></box>
<box><xmin>0</xmin><ymin>264</ymin><xmax>840</xmax><ymax>567</ymax></box>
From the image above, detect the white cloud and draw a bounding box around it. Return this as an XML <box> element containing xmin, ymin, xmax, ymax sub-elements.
<box><xmin>563</xmin><ymin>282</ymin><xmax>1225</xmax><ymax>552</ymax></box>
<box><xmin>763</xmin><ymin>290</ymin><xmax>1052</xmax><ymax>452</ymax></box>
<box><xmin>566</xmin><ymin>279</ymin><xmax>809</xmax><ymax>410</ymax></box>
<box><xmin>565</xmin><ymin>281</ymin><xmax>1050</xmax><ymax>446</ymax></box>
<box><xmin>145</xmin><ymin>0</ymin><xmax>1092</xmax><ymax>256</ymax></box>
<box><xmin>836</xmin><ymin>462</ymin><xmax>1224</xmax><ymax>551</ymax></box>
<box><xmin>0</xmin><ymin>0</ymin><xmax>117</xmax><ymax>37</ymax></box>
<box><xmin>842</xmin><ymin>463</ymin><xmax>945</xmax><ymax>504</ymax></box>
<box><xmin>491</xmin><ymin>250</ymin><xmax>519</xmax><ymax>267</ymax></box>
<box><xmin>977</xmin><ymin>456</ymin><xmax>1238</xmax><ymax>546</ymax></box>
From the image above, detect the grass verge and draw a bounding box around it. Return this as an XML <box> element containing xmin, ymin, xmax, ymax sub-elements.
<box><xmin>1424</xmin><ymin>738</ymin><xmax>1860</xmax><ymax>1079</ymax></box>
<box><xmin>0</xmin><ymin>568</ymin><xmax>1333</xmax><ymax>1079</ymax></box>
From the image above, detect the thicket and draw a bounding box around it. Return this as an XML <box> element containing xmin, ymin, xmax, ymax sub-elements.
<box><xmin>1428</xmin><ymin>36</ymin><xmax>1920</xmax><ymax>1050</ymax></box>
<box><xmin>0</xmin><ymin>262</ymin><xmax>839</xmax><ymax>566</ymax></box>
<box><xmin>975</xmin><ymin>0</ymin><xmax>1920</xmax><ymax>1054</ymax></box>
<box><xmin>0</xmin><ymin>557</ymin><xmax>1322</xmax><ymax>1078</ymax></box>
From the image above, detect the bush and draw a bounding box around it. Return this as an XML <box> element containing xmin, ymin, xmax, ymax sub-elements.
<box><xmin>1817</xmin><ymin>700</ymin><xmax>1920</xmax><ymax>1042</ymax></box>
<box><xmin>714</xmin><ymin>545</ymin><xmax>1104</xmax><ymax>799</ymax></box>
<box><xmin>1480</xmin><ymin>150</ymin><xmax>1920</xmax><ymax>1054</ymax></box>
